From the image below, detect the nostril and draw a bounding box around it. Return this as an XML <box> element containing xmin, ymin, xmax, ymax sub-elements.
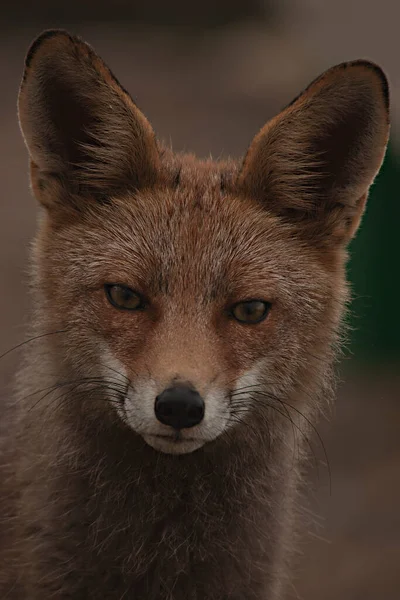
<box><xmin>154</xmin><ymin>385</ymin><xmax>205</xmax><ymax>430</ymax></box>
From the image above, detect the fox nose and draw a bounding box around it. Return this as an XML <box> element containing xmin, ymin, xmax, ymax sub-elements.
<box><xmin>155</xmin><ymin>385</ymin><xmax>205</xmax><ymax>430</ymax></box>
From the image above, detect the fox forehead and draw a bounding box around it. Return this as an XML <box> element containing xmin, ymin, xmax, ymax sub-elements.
<box><xmin>40</xmin><ymin>164</ymin><xmax>325</xmax><ymax>306</ymax></box>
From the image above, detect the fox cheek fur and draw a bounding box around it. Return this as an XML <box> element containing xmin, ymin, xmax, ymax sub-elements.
<box><xmin>0</xmin><ymin>28</ymin><xmax>389</xmax><ymax>599</ymax></box>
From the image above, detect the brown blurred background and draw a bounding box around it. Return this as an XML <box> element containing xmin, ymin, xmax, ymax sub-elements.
<box><xmin>1</xmin><ymin>1</ymin><xmax>399</xmax><ymax>598</ymax></box>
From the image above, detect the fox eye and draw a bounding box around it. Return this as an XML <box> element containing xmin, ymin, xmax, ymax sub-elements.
<box><xmin>105</xmin><ymin>284</ymin><xmax>144</xmax><ymax>311</ymax></box>
<box><xmin>231</xmin><ymin>300</ymin><xmax>271</xmax><ymax>324</ymax></box>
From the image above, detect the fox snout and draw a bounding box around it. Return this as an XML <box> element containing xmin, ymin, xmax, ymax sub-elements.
<box><xmin>114</xmin><ymin>365</ymin><xmax>231</xmax><ymax>455</ymax></box>
<box><xmin>155</xmin><ymin>384</ymin><xmax>205</xmax><ymax>430</ymax></box>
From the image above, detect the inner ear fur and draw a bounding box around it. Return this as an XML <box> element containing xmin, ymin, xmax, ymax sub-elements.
<box><xmin>238</xmin><ymin>60</ymin><xmax>390</xmax><ymax>243</ymax></box>
<box><xmin>18</xmin><ymin>29</ymin><xmax>160</xmax><ymax>207</ymax></box>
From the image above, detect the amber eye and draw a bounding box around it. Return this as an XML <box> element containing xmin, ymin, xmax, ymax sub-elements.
<box><xmin>231</xmin><ymin>300</ymin><xmax>271</xmax><ymax>324</ymax></box>
<box><xmin>104</xmin><ymin>284</ymin><xmax>144</xmax><ymax>311</ymax></box>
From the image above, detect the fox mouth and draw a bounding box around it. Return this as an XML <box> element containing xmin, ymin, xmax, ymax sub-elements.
<box><xmin>143</xmin><ymin>432</ymin><xmax>206</xmax><ymax>454</ymax></box>
<box><xmin>151</xmin><ymin>432</ymin><xmax>200</xmax><ymax>442</ymax></box>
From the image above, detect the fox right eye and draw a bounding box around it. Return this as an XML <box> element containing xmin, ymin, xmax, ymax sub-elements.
<box><xmin>104</xmin><ymin>284</ymin><xmax>144</xmax><ymax>311</ymax></box>
<box><xmin>231</xmin><ymin>300</ymin><xmax>271</xmax><ymax>324</ymax></box>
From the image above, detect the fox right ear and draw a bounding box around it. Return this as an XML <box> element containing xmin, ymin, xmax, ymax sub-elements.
<box><xmin>18</xmin><ymin>30</ymin><xmax>159</xmax><ymax>209</ymax></box>
<box><xmin>238</xmin><ymin>61</ymin><xmax>390</xmax><ymax>245</ymax></box>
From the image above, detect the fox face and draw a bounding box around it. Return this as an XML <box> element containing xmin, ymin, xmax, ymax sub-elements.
<box><xmin>18</xmin><ymin>31</ymin><xmax>389</xmax><ymax>455</ymax></box>
<box><xmin>32</xmin><ymin>176</ymin><xmax>337</xmax><ymax>455</ymax></box>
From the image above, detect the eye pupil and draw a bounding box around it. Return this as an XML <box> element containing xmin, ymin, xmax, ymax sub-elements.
<box><xmin>232</xmin><ymin>300</ymin><xmax>271</xmax><ymax>324</ymax></box>
<box><xmin>105</xmin><ymin>284</ymin><xmax>143</xmax><ymax>310</ymax></box>
<box><xmin>120</xmin><ymin>288</ymin><xmax>132</xmax><ymax>302</ymax></box>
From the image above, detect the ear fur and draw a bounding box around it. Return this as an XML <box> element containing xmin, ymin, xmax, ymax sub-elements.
<box><xmin>238</xmin><ymin>61</ymin><xmax>390</xmax><ymax>244</ymax></box>
<box><xmin>18</xmin><ymin>30</ymin><xmax>159</xmax><ymax>208</ymax></box>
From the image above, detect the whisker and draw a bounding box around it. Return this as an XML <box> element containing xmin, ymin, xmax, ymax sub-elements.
<box><xmin>26</xmin><ymin>378</ymin><xmax>128</xmax><ymax>414</ymax></box>
<box><xmin>19</xmin><ymin>375</ymin><xmax>128</xmax><ymax>405</ymax></box>
<box><xmin>28</xmin><ymin>383</ymin><xmax>126</xmax><ymax>427</ymax></box>
<box><xmin>98</xmin><ymin>362</ymin><xmax>134</xmax><ymax>388</ymax></box>
<box><xmin>0</xmin><ymin>329</ymin><xmax>67</xmax><ymax>362</ymax></box>
<box><xmin>230</xmin><ymin>392</ymin><xmax>325</xmax><ymax>484</ymax></box>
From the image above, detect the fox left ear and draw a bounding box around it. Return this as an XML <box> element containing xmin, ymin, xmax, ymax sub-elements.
<box><xmin>238</xmin><ymin>61</ymin><xmax>390</xmax><ymax>244</ymax></box>
<box><xmin>18</xmin><ymin>30</ymin><xmax>159</xmax><ymax>209</ymax></box>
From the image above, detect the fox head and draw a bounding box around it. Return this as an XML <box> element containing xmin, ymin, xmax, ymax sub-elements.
<box><xmin>18</xmin><ymin>30</ymin><xmax>389</xmax><ymax>455</ymax></box>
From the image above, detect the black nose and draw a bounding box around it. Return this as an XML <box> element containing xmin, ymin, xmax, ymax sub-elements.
<box><xmin>155</xmin><ymin>385</ymin><xmax>205</xmax><ymax>430</ymax></box>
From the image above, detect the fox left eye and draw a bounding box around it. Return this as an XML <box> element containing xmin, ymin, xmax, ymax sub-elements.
<box><xmin>105</xmin><ymin>284</ymin><xmax>144</xmax><ymax>310</ymax></box>
<box><xmin>231</xmin><ymin>300</ymin><xmax>271</xmax><ymax>324</ymax></box>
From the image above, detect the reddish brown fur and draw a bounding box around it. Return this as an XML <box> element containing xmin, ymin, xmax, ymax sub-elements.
<box><xmin>0</xmin><ymin>30</ymin><xmax>390</xmax><ymax>599</ymax></box>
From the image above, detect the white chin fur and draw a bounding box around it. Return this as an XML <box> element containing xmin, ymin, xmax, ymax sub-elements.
<box><xmin>143</xmin><ymin>434</ymin><xmax>206</xmax><ymax>455</ymax></box>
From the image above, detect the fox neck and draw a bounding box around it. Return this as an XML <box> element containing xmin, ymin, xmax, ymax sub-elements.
<box><xmin>60</xmin><ymin>401</ymin><xmax>299</xmax><ymax>597</ymax></box>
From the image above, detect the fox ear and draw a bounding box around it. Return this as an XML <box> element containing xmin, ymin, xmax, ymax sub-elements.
<box><xmin>238</xmin><ymin>61</ymin><xmax>390</xmax><ymax>244</ymax></box>
<box><xmin>18</xmin><ymin>30</ymin><xmax>159</xmax><ymax>209</ymax></box>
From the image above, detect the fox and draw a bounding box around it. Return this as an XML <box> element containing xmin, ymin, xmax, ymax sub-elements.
<box><xmin>0</xmin><ymin>28</ymin><xmax>390</xmax><ymax>599</ymax></box>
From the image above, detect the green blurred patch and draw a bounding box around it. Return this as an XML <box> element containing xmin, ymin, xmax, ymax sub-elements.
<box><xmin>348</xmin><ymin>142</ymin><xmax>400</xmax><ymax>363</ymax></box>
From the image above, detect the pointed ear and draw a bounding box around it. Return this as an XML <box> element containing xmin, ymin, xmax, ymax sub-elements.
<box><xmin>18</xmin><ymin>30</ymin><xmax>159</xmax><ymax>209</ymax></box>
<box><xmin>238</xmin><ymin>61</ymin><xmax>390</xmax><ymax>244</ymax></box>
